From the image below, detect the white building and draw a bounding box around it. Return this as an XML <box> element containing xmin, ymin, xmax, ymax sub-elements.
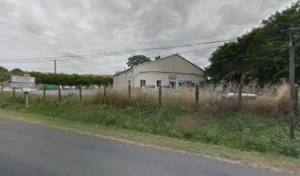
<box><xmin>113</xmin><ymin>54</ymin><xmax>205</xmax><ymax>90</ymax></box>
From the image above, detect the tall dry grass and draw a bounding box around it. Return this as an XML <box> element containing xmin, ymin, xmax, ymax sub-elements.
<box><xmin>242</xmin><ymin>83</ymin><xmax>291</xmax><ymax>114</ymax></box>
<box><xmin>88</xmin><ymin>83</ymin><xmax>296</xmax><ymax>114</ymax></box>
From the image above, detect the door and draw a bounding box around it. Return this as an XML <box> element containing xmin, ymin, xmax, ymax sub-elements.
<box><xmin>169</xmin><ymin>81</ymin><xmax>176</xmax><ymax>90</ymax></box>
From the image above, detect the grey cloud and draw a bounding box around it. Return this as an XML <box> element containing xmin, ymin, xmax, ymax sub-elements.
<box><xmin>0</xmin><ymin>0</ymin><xmax>16</xmax><ymax>15</ymax></box>
<box><xmin>22</xmin><ymin>22</ymin><xmax>45</xmax><ymax>35</ymax></box>
<box><xmin>133</xmin><ymin>0</ymin><xmax>199</xmax><ymax>39</ymax></box>
<box><xmin>0</xmin><ymin>0</ymin><xmax>296</xmax><ymax>74</ymax></box>
<box><xmin>218</xmin><ymin>0</ymin><xmax>292</xmax><ymax>26</ymax></box>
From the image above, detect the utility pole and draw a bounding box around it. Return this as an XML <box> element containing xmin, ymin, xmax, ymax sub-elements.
<box><xmin>289</xmin><ymin>25</ymin><xmax>296</xmax><ymax>139</ymax></box>
<box><xmin>54</xmin><ymin>60</ymin><xmax>57</xmax><ymax>74</ymax></box>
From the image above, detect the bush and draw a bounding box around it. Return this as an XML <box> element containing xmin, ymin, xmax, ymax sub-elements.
<box><xmin>201</xmin><ymin>128</ymin><xmax>222</xmax><ymax>145</ymax></box>
<box><xmin>0</xmin><ymin>72</ymin><xmax>112</xmax><ymax>86</ymax></box>
<box><xmin>277</xmin><ymin>139</ymin><xmax>300</xmax><ymax>158</ymax></box>
<box><xmin>242</xmin><ymin>137</ymin><xmax>268</xmax><ymax>153</ymax></box>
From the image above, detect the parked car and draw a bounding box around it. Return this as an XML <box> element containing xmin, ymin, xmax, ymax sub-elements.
<box><xmin>63</xmin><ymin>86</ymin><xmax>70</xmax><ymax>89</ymax></box>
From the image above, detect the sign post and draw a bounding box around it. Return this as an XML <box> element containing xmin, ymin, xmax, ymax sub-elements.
<box><xmin>25</xmin><ymin>92</ymin><xmax>29</xmax><ymax>108</ymax></box>
<box><xmin>10</xmin><ymin>75</ymin><xmax>35</xmax><ymax>108</ymax></box>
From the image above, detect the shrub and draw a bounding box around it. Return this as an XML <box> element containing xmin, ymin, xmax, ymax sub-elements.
<box><xmin>277</xmin><ymin>139</ymin><xmax>300</xmax><ymax>158</ymax></box>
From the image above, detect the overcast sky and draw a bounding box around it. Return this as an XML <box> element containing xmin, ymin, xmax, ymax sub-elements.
<box><xmin>0</xmin><ymin>0</ymin><xmax>296</xmax><ymax>74</ymax></box>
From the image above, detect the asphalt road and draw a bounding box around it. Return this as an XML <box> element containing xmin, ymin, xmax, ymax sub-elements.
<box><xmin>0</xmin><ymin>118</ymin><xmax>297</xmax><ymax>176</ymax></box>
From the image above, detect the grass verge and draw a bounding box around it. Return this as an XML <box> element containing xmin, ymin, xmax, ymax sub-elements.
<box><xmin>0</xmin><ymin>93</ymin><xmax>299</xmax><ymax>174</ymax></box>
<box><xmin>0</xmin><ymin>109</ymin><xmax>299</xmax><ymax>174</ymax></box>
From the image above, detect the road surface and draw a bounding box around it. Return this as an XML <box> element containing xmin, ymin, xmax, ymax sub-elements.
<box><xmin>0</xmin><ymin>118</ymin><xmax>297</xmax><ymax>176</ymax></box>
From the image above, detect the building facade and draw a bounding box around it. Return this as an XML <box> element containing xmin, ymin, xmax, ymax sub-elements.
<box><xmin>113</xmin><ymin>54</ymin><xmax>205</xmax><ymax>90</ymax></box>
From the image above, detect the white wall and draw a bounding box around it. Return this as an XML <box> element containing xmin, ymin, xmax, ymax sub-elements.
<box><xmin>113</xmin><ymin>70</ymin><xmax>133</xmax><ymax>89</ymax></box>
<box><xmin>113</xmin><ymin>54</ymin><xmax>204</xmax><ymax>90</ymax></box>
<box><xmin>133</xmin><ymin>72</ymin><xmax>204</xmax><ymax>90</ymax></box>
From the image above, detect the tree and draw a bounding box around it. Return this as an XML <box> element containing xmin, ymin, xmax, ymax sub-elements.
<box><xmin>11</xmin><ymin>68</ymin><xmax>23</xmax><ymax>73</ymax></box>
<box><xmin>0</xmin><ymin>66</ymin><xmax>8</xmax><ymax>72</ymax></box>
<box><xmin>205</xmin><ymin>1</ymin><xmax>300</xmax><ymax>86</ymax></box>
<box><xmin>155</xmin><ymin>56</ymin><xmax>161</xmax><ymax>60</ymax></box>
<box><xmin>126</xmin><ymin>55</ymin><xmax>151</xmax><ymax>68</ymax></box>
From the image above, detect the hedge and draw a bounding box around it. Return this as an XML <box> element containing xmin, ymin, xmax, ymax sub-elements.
<box><xmin>0</xmin><ymin>72</ymin><xmax>113</xmax><ymax>86</ymax></box>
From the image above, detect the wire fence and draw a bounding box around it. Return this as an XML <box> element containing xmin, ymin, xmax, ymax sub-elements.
<box><xmin>2</xmin><ymin>83</ymin><xmax>297</xmax><ymax>115</ymax></box>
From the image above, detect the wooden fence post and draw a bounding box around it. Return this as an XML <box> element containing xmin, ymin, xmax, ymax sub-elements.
<box><xmin>128</xmin><ymin>85</ymin><xmax>131</xmax><ymax>101</ymax></box>
<box><xmin>237</xmin><ymin>83</ymin><xmax>243</xmax><ymax>111</ymax></box>
<box><xmin>79</xmin><ymin>86</ymin><xmax>82</xmax><ymax>103</ymax></box>
<box><xmin>43</xmin><ymin>86</ymin><xmax>46</xmax><ymax>101</ymax></box>
<box><xmin>12</xmin><ymin>88</ymin><xmax>15</xmax><ymax>98</ymax></box>
<box><xmin>295</xmin><ymin>84</ymin><xmax>298</xmax><ymax>117</ymax></box>
<box><xmin>195</xmin><ymin>84</ymin><xmax>199</xmax><ymax>106</ymax></box>
<box><xmin>158</xmin><ymin>85</ymin><xmax>162</xmax><ymax>108</ymax></box>
<box><xmin>103</xmin><ymin>85</ymin><xmax>107</xmax><ymax>105</ymax></box>
<box><xmin>58</xmin><ymin>85</ymin><xmax>62</xmax><ymax>101</ymax></box>
<box><xmin>1</xmin><ymin>84</ymin><xmax>3</xmax><ymax>96</ymax></box>
<box><xmin>290</xmin><ymin>84</ymin><xmax>299</xmax><ymax>139</ymax></box>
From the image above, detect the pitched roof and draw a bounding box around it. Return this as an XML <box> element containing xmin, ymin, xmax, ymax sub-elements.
<box><xmin>173</xmin><ymin>54</ymin><xmax>204</xmax><ymax>72</ymax></box>
<box><xmin>113</xmin><ymin>68</ymin><xmax>133</xmax><ymax>76</ymax></box>
<box><xmin>85</xmin><ymin>74</ymin><xmax>113</xmax><ymax>77</ymax></box>
<box><xmin>113</xmin><ymin>54</ymin><xmax>204</xmax><ymax>77</ymax></box>
<box><xmin>133</xmin><ymin>53</ymin><xmax>204</xmax><ymax>72</ymax></box>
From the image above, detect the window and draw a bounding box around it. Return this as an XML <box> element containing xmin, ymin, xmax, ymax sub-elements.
<box><xmin>140</xmin><ymin>80</ymin><xmax>146</xmax><ymax>87</ymax></box>
<box><xmin>169</xmin><ymin>81</ymin><xmax>176</xmax><ymax>90</ymax></box>
<box><xmin>128</xmin><ymin>80</ymin><xmax>131</xmax><ymax>86</ymax></box>
<box><xmin>199</xmin><ymin>81</ymin><xmax>205</xmax><ymax>88</ymax></box>
<box><xmin>157</xmin><ymin>80</ymin><xmax>161</xmax><ymax>87</ymax></box>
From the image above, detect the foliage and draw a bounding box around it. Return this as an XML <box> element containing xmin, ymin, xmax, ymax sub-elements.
<box><xmin>0</xmin><ymin>66</ymin><xmax>9</xmax><ymax>72</ymax></box>
<box><xmin>0</xmin><ymin>72</ymin><xmax>10</xmax><ymax>83</ymax></box>
<box><xmin>205</xmin><ymin>1</ymin><xmax>300</xmax><ymax>85</ymax></box>
<box><xmin>10</xmin><ymin>68</ymin><xmax>23</xmax><ymax>73</ymax></box>
<box><xmin>126</xmin><ymin>55</ymin><xmax>151</xmax><ymax>68</ymax></box>
<box><xmin>0</xmin><ymin>72</ymin><xmax>113</xmax><ymax>86</ymax></box>
<box><xmin>155</xmin><ymin>56</ymin><xmax>161</xmax><ymax>60</ymax></box>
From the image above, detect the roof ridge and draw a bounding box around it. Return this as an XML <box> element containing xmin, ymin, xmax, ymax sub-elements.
<box><xmin>114</xmin><ymin>53</ymin><xmax>204</xmax><ymax>77</ymax></box>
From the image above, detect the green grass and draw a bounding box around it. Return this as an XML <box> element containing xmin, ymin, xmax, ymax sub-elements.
<box><xmin>0</xmin><ymin>93</ymin><xmax>299</xmax><ymax>159</ymax></box>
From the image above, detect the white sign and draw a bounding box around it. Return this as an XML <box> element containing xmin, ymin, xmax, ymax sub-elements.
<box><xmin>23</xmin><ymin>88</ymin><xmax>34</xmax><ymax>92</ymax></box>
<box><xmin>11</xmin><ymin>76</ymin><xmax>35</xmax><ymax>83</ymax></box>
<box><xmin>11</xmin><ymin>76</ymin><xmax>35</xmax><ymax>88</ymax></box>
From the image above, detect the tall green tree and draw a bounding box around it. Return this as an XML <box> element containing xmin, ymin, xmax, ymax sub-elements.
<box><xmin>126</xmin><ymin>55</ymin><xmax>151</xmax><ymax>68</ymax></box>
<box><xmin>11</xmin><ymin>68</ymin><xmax>23</xmax><ymax>73</ymax></box>
<box><xmin>205</xmin><ymin>1</ymin><xmax>300</xmax><ymax>86</ymax></box>
<box><xmin>0</xmin><ymin>66</ymin><xmax>8</xmax><ymax>72</ymax></box>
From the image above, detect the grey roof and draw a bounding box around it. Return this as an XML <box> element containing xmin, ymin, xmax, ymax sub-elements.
<box><xmin>173</xmin><ymin>54</ymin><xmax>204</xmax><ymax>72</ymax></box>
<box><xmin>113</xmin><ymin>54</ymin><xmax>204</xmax><ymax>77</ymax></box>
<box><xmin>133</xmin><ymin>53</ymin><xmax>204</xmax><ymax>72</ymax></box>
<box><xmin>113</xmin><ymin>68</ymin><xmax>132</xmax><ymax>77</ymax></box>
